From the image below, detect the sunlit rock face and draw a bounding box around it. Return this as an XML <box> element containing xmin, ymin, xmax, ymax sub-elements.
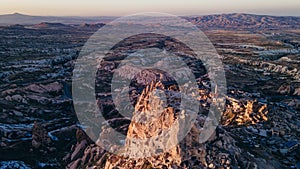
<box><xmin>115</xmin><ymin>80</ymin><xmax>182</xmax><ymax>166</ymax></box>
<box><xmin>222</xmin><ymin>97</ymin><xmax>268</xmax><ymax>126</ymax></box>
<box><xmin>127</xmin><ymin>81</ymin><xmax>176</xmax><ymax>139</ymax></box>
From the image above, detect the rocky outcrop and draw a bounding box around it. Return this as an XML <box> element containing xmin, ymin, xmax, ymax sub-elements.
<box><xmin>65</xmin><ymin>80</ymin><xmax>268</xmax><ymax>169</ymax></box>
<box><xmin>31</xmin><ymin>121</ymin><xmax>53</xmax><ymax>151</ymax></box>
<box><xmin>64</xmin><ymin>129</ymin><xmax>106</xmax><ymax>169</ymax></box>
<box><xmin>32</xmin><ymin>22</ymin><xmax>71</xmax><ymax>29</ymax></box>
<box><xmin>229</xmin><ymin>55</ymin><xmax>300</xmax><ymax>82</ymax></box>
<box><xmin>25</xmin><ymin>82</ymin><xmax>63</xmax><ymax>95</ymax></box>
<box><xmin>222</xmin><ymin>97</ymin><xmax>268</xmax><ymax>126</ymax></box>
<box><xmin>127</xmin><ymin>81</ymin><xmax>175</xmax><ymax>139</ymax></box>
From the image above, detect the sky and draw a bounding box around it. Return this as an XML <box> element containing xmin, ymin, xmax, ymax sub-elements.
<box><xmin>0</xmin><ymin>0</ymin><xmax>300</xmax><ymax>16</ymax></box>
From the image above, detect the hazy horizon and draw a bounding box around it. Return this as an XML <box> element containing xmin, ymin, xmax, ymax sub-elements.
<box><xmin>2</xmin><ymin>11</ymin><xmax>300</xmax><ymax>18</ymax></box>
<box><xmin>1</xmin><ymin>0</ymin><xmax>300</xmax><ymax>17</ymax></box>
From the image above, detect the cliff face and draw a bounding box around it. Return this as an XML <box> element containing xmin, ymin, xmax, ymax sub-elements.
<box><xmin>103</xmin><ymin>80</ymin><xmax>182</xmax><ymax>168</ymax></box>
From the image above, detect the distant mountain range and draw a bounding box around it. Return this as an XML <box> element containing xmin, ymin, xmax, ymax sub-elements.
<box><xmin>0</xmin><ymin>13</ymin><xmax>299</xmax><ymax>29</ymax></box>
<box><xmin>184</xmin><ymin>13</ymin><xmax>300</xmax><ymax>29</ymax></box>
<box><xmin>0</xmin><ymin>13</ymin><xmax>115</xmax><ymax>25</ymax></box>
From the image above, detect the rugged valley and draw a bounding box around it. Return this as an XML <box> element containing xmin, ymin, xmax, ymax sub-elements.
<box><xmin>0</xmin><ymin>14</ymin><xmax>299</xmax><ymax>168</ymax></box>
